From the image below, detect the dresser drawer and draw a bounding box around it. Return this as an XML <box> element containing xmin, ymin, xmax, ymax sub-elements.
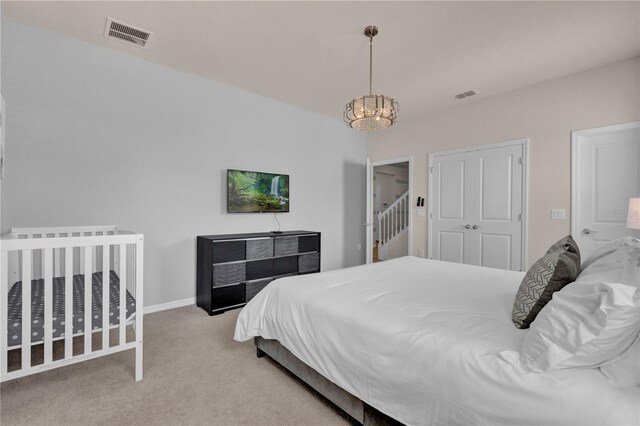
<box><xmin>212</xmin><ymin>262</ymin><xmax>246</xmax><ymax>286</ymax></box>
<box><xmin>211</xmin><ymin>284</ymin><xmax>246</xmax><ymax>310</ymax></box>
<box><xmin>246</xmin><ymin>238</ymin><xmax>273</xmax><ymax>260</ymax></box>
<box><xmin>275</xmin><ymin>236</ymin><xmax>298</xmax><ymax>256</ymax></box>
<box><xmin>246</xmin><ymin>259</ymin><xmax>274</xmax><ymax>281</ymax></box>
<box><xmin>298</xmin><ymin>234</ymin><xmax>320</xmax><ymax>253</ymax></box>
<box><xmin>274</xmin><ymin>256</ymin><xmax>298</xmax><ymax>276</ymax></box>
<box><xmin>212</xmin><ymin>240</ymin><xmax>246</xmax><ymax>263</ymax></box>
<box><xmin>246</xmin><ymin>279</ymin><xmax>272</xmax><ymax>302</ymax></box>
<box><xmin>299</xmin><ymin>253</ymin><xmax>320</xmax><ymax>273</ymax></box>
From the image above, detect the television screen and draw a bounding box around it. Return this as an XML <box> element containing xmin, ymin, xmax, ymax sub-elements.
<box><xmin>227</xmin><ymin>169</ymin><xmax>290</xmax><ymax>213</ymax></box>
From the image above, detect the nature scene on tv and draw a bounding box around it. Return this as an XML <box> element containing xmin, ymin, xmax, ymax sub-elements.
<box><xmin>228</xmin><ymin>170</ymin><xmax>290</xmax><ymax>213</ymax></box>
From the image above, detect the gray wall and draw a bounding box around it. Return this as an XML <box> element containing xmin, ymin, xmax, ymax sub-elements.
<box><xmin>1</xmin><ymin>19</ymin><xmax>367</xmax><ymax>307</ymax></box>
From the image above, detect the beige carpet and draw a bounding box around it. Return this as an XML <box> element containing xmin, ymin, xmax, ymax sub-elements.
<box><xmin>0</xmin><ymin>305</ymin><xmax>353</xmax><ymax>425</ymax></box>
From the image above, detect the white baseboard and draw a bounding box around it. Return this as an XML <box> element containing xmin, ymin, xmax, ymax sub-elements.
<box><xmin>144</xmin><ymin>297</ymin><xmax>196</xmax><ymax>314</ymax></box>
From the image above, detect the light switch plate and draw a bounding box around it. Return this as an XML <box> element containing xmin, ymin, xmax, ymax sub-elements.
<box><xmin>551</xmin><ymin>208</ymin><xmax>566</xmax><ymax>220</ymax></box>
<box><xmin>417</xmin><ymin>208</ymin><xmax>426</xmax><ymax>217</ymax></box>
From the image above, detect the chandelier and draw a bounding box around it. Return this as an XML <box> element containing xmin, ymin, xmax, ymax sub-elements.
<box><xmin>344</xmin><ymin>26</ymin><xmax>398</xmax><ymax>132</ymax></box>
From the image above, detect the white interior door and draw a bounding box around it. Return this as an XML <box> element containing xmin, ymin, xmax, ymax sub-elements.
<box><xmin>474</xmin><ymin>144</ymin><xmax>524</xmax><ymax>271</ymax></box>
<box><xmin>430</xmin><ymin>151</ymin><xmax>468</xmax><ymax>264</ymax></box>
<box><xmin>572</xmin><ymin>122</ymin><xmax>640</xmax><ymax>259</ymax></box>
<box><xmin>429</xmin><ymin>140</ymin><xmax>527</xmax><ymax>271</ymax></box>
<box><xmin>365</xmin><ymin>158</ymin><xmax>373</xmax><ymax>264</ymax></box>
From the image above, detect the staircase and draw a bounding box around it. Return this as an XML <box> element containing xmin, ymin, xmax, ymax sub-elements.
<box><xmin>377</xmin><ymin>191</ymin><xmax>410</xmax><ymax>260</ymax></box>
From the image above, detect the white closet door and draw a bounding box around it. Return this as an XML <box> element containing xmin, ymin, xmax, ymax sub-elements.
<box><xmin>572</xmin><ymin>123</ymin><xmax>640</xmax><ymax>259</ymax></box>
<box><xmin>430</xmin><ymin>152</ymin><xmax>470</xmax><ymax>264</ymax></box>
<box><xmin>430</xmin><ymin>141</ymin><xmax>526</xmax><ymax>271</ymax></box>
<box><xmin>473</xmin><ymin>144</ymin><xmax>524</xmax><ymax>271</ymax></box>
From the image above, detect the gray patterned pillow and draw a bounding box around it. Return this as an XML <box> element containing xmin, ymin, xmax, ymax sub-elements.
<box><xmin>512</xmin><ymin>235</ymin><xmax>581</xmax><ymax>329</ymax></box>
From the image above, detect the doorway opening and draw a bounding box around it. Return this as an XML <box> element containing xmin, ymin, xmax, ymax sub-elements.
<box><xmin>366</xmin><ymin>157</ymin><xmax>413</xmax><ymax>264</ymax></box>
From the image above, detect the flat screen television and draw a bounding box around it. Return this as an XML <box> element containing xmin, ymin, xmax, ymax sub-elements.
<box><xmin>227</xmin><ymin>169</ymin><xmax>290</xmax><ymax>213</ymax></box>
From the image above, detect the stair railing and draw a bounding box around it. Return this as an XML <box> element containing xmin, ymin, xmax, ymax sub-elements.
<box><xmin>377</xmin><ymin>191</ymin><xmax>410</xmax><ymax>246</ymax></box>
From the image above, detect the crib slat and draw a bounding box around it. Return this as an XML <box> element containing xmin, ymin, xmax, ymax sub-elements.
<box><xmin>135</xmin><ymin>237</ymin><xmax>144</xmax><ymax>381</ymax></box>
<box><xmin>64</xmin><ymin>248</ymin><xmax>73</xmax><ymax>359</ymax></box>
<box><xmin>102</xmin><ymin>245</ymin><xmax>109</xmax><ymax>350</ymax></box>
<box><xmin>79</xmin><ymin>246</ymin><xmax>85</xmax><ymax>275</ymax></box>
<box><xmin>1</xmin><ymin>251</ymin><xmax>8</xmax><ymax>377</ymax></box>
<box><xmin>84</xmin><ymin>247</ymin><xmax>92</xmax><ymax>354</ymax></box>
<box><xmin>21</xmin><ymin>250</ymin><xmax>32</xmax><ymax>369</ymax></box>
<box><xmin>54</xmin><ymin>246</ymin><xmax>61</xmax><ymax>277</ymax></box>
<box><xmin>119</xmin><ymin>244</ymin><xmax>127</xmax><ymax>345</ymax></box>
<box><xmin>91</xmin><ymin>235</ymin><xmax>97</xmax><ymax>275</ymax></box>
<box><xmin>43</xmin><ymin>249</ymin><xmax>53</xmax><ymax>364</ymax></box>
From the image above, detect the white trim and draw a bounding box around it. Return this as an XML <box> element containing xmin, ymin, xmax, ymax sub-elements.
<box><xmin>144</xmin><ymin>297</ymin><xmax>196</xmax><ymax>314</ymax></box>
<box><xmin>370</xmin><ymin>156</ymin><xmax>414</xmax><ymax>258</ymax></box>
<box><xmin>428</xmin><ymin>156</ymin><xmax>433</xmax><ymax>260</ymax></box>
<box><xmin>427</xmin><ymin>138</ymin><xmax>529</xmax><ymax>270</ymax></box>
<box><xmin>522</xmin><ymin>139</ymin><xmax>530</xmax><ymax>269</ymax></box>
<box><xmin>408</xmin><ymin>158</ymin><xmax>414</xmax><ymax>256</ymax></box>
<box><xmin>571</xmin><ymin>121</ymin><xmax>640</xmax><ymax>239</ymax></box>
<box><xmin>372</xmin><ymin>156</ymin><xmax>414</xmax><ymax>167</ymax></box>
<box><xmin>365</xmin><ymin>158</ymin><xmax>373</xmax><ymax>264</ymax></box>
<box><xmin>427</xmin><ymin>138</ymin><xmax>527</xmax><ymax>159</ymax></box>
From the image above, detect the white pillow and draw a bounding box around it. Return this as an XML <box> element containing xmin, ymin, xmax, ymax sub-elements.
<box><xmin>509</xmin><ymin>281</ymin><xmax>638</xmax><ymax>372</ymax></box>
<box><xmin>600</xmin><ymin>337</ymin><xmax>640</xmax><ymax>387</ymax></box>
<box><xmin>502</xmin><ymin>237</ymin><xmax>640</xmax><ymax>372</ymax></box>
<box><xmin>577</xmin><ymin>236</ymin><xmax>640</xmax><ymax>286</ymax></box>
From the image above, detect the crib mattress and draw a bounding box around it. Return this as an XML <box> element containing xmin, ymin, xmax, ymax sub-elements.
<box><xmin>7</xmin><ymin>270</ymin><xmax>136</xmax><ymax>347</ymax></box>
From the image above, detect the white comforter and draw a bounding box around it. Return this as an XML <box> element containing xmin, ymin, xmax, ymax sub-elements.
<box><xmin>234</xmin><ymin>257</ymin><xmax>639</xmax><ymax>426</ymax></box>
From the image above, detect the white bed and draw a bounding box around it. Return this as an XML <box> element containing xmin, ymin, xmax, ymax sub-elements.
<box><xmin>235</xmin><ymin>256</ymin><xmax>639</xmax><ymax>425</ymax></box>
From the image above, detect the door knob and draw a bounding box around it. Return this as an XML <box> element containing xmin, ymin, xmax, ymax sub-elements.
<box><xmin>472</xmin><ymin>225</ymin><xmax>480</xmax><ymax>230</ymax></box>
<box><xmin>464</xmin><ymin>224</ymin><xmax>471</xmax><ymax>229</ymax></box>
<box><xmin>583</xmin><ymin>228</ymin><xmax>591</xmax><ymax>234</ymax></box>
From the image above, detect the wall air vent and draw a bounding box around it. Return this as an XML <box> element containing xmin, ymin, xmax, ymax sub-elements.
<box><xmin>104</xmin><ymin>18</ymin><xmax>152</xmax><ymax>48</ymax></box>
<box><xmin>453</xmin><ymin>90</ymin><xmax>478</xmax><ymax>100</ymax></box>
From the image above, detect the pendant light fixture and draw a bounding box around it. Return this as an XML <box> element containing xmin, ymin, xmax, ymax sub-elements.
<box><xmin>344</xmin><ymin>25</ymin><xmax>398</xmax><ymax>131</ymax></box>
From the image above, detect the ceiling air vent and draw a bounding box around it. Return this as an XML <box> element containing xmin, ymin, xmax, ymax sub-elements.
<box><xmin>104</xmin><ymin>18</ymin><xmax>152</xmax><ymax>48</ymax></box>
<box><xmin>453</xmin><ymin>90</ymin><xmax>478</xmax><ymax>100</ymax></box>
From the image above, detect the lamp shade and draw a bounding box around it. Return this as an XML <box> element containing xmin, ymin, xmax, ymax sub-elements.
<box><xmin>344</xmin><ymin>95</ymin><xmax>398</xmax><ymax>131</ymax></box>
<box><xmin>627</xmin><ymin>198</ymin><xmax>640</xmax><ymax>229</ymax></box>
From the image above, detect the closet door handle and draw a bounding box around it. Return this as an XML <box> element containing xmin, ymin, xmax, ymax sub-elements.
<box><xmin>472</xmin><ymin>225</ymin><xmax>480</xmax><ymax>230</ymax></box>
<box><xmin>464</xmin><ymin>224</ymin><xmax>471</xmax><ymax>229</ymax></box>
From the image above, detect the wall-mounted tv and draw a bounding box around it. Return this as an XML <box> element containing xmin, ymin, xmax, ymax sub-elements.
<box><xmin>227</xmin><ymin>169</ymin><xmax>290</xmax><ymax>213</ymax></box>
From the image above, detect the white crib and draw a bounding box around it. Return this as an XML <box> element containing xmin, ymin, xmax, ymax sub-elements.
<box><xmin>0</xmin><ymin>225</ymin><xmax>143</xmax><ymax>382</ymax></box>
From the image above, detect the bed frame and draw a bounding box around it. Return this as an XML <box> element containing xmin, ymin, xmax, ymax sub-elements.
<box><xmin>255</xmin><ymin>337</ymin><xmax>401</xmax><ymax>426</ymax></box>
<box><xmin>0</xmin><ymin>225</ymin><xmax>144</xmax><ymax>382</ymax></box>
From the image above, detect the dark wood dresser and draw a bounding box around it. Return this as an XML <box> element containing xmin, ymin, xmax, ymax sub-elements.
<box><xmin>197</xmin><ymin>230</ymin><xmax>321</xmax><ymax>315</ymax></box>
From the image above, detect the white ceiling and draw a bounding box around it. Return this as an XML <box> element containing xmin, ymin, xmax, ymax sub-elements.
<box><xmin>4</xmin><ymin>1</ymin><xmax>639</xmax><ymax>121</ymax></box>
